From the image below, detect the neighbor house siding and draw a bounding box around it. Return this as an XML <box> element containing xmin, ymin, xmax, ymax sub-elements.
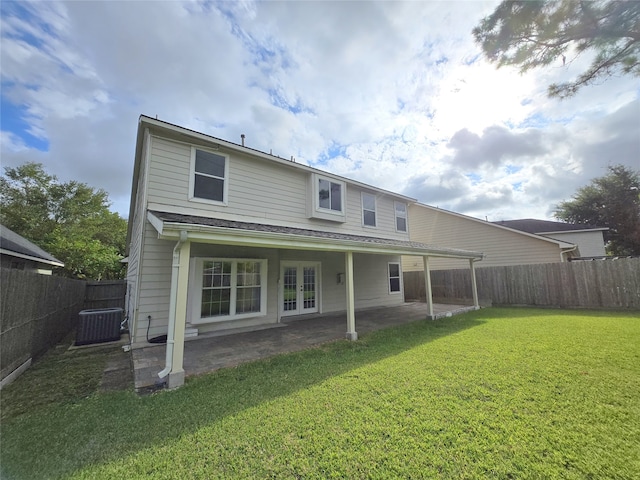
<box><xmin>404</xmin><ymin>204</ymin><xmax>562</xmax><ymax>271</ymax></box>
<box><xmin>541</xmin><ymin>231</ymin><xmax>606</xmax><ymax>257</ymax></box>
<box><xmin>144</xmin><ymin>136</ymin><xmax>409</xmax><ymax>240</ymax></box>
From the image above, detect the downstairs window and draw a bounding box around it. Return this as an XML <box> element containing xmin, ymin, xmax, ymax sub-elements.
<box><xmin>191</xmin><ymin>258</ymin><xmax>267</xmax><ymax>323</ymax></box>
<box><xmin>388</xmin><ymin>262</ymin><xmax>402</xmax><ymax>294</ymax></box>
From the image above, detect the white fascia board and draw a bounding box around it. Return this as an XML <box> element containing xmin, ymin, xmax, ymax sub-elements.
<box><xmin>147</xmin><ymin>210</ymin><xmax>165</xmax><ymax>235</ymax></box>
<box><xmin>537</xmin><ymin>228</ymin><xmax>609</xmax><ymax>234</ymax></box>
<box><xmin>139</xmin><ymin>115</ymin><xmax>416</xmax><ymax>204</ymax></box>
<box><xmin>0</xmin><ymin>249</ymin><xmax>64</xmax><ymax>268</ymax></box>
<box><xmin>412</xmin><ymin>202</ymin><xmax>574</xmax><ymax>249</ymax></box>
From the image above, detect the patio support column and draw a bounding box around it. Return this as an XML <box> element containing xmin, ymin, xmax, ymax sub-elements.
<box><xmin>469</xmin><ymin>259</ymin><xmax>480</xmax><ymax>310</ymax></box>
<box><xmin>168</xmin><ymin>239</ymin><xmax>191</xmax><ymax>389</ymax></box>
<box><xmin>345</xmin><ymin>251</ymin><xmax>357</xmax><ymax>341</ymax></box>
<box><xmin>423</xmin><ymin>256</ymin><xmax>434</xmax><ymax>319</ymax></box>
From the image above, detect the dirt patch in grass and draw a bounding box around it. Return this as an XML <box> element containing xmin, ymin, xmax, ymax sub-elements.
<box><xmin>0</xmin><ymin>333</ymin><xmax>133</xmax><ymax>421</ymax></box>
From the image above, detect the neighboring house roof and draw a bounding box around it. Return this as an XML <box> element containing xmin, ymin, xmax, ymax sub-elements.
<box><xmin>492</xmin><ymin>219</ymin><xmax>608</xmax><ymax>235</ymax></box>
<box><xmin>148</xmin><ymin>210</ymin><xmax>484</xmax><ymax>260</ymax></box>
<box><xmin>0</xmin><ymin>225</ymin><xmax>64</xmax><ymax>268</ymax></box>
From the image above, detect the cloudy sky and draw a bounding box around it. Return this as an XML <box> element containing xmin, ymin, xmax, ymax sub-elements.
<box><xmin>1</xmin><ymin>0</ymin><xmax>638</xmax><ymax>221</ymax></box>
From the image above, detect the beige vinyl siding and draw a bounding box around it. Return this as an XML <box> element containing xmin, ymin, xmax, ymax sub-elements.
<box><xmin>130</xmin><ymin>231</ymin><xmax>407</xmax><ymax>345</ymax></box>
<box><xmin>132</xmin><ymin>222</ymin><xmax>173</xmax><ymax>344</ymax></box>
<box><xmin>126</xmin><ymin>129</ymin><xmax>152</xmax><ymax>338</ymax></box>
<box><xmin>145</xmin><ymin>136</ymin><xmax>409</xmax><ymax>240</ymax></box>
<box><xmin>404</xmin><ymin>204</ymin><xmax>563</xmax><ymax>271</ymax></box>
<box><xmin>542</xmin><ymin>231</ymin><xmax>605</xmax><ymax>257</ymax></box>
<box><xmin>353</xmin><ymin>254</ymin><xmax>405</xmax><ymax>308</ymax></box>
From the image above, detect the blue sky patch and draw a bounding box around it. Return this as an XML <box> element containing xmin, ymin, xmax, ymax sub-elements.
<box><xmin>465</xmin><ymin>172</ymin><xmax>481</xmax><ymax>185</ymax></box>
<box><xmin>463</xmin><ymin>53</ymin><xmax>481</xmax><ymax>65</ymax></box>
<box><xmin>1</xmin><ymin>2</ymin><xmax>48</xmax><ymax>49</ymax></box>
<box><xmin>505</xmin><ymin>164</ymin><xmax>522</xmax><ymax>175</ymax></box>
<box><xmin>518</xmin><ymin>113</ymin><xmax>549</xmax><ymax>129</ymax></box>
<box><xmin>316</xmin><ymin>143</ymin><xmax>346</xmax><ymax>165</ymax></box>
<box><xmin>0</xmin><ymin>98</ymin><xmax>49</xmax><ymax>151</ymax></box>
<box><xmin>267</xmin><ymin>88</ymin><xmax>313</xmax><ymax>115</ymax></box>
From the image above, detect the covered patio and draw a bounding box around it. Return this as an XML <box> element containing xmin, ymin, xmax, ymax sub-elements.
<box><xmin>132</xmin><ymin>302</ymin><xmax>476</xmax><ymax>390</ymax></box>
<box><xmin>144</xmin><ymin>211</ymin><xmax>483</xmax><ymax>389</ymax></box>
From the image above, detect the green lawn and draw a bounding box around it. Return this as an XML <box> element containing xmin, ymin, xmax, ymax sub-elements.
<box><xmin>1</xmin><ymin>308</ymin><xmax>639</xmax><ymax>479</ymax></box>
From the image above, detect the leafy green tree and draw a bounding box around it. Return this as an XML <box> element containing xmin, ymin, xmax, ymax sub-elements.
<box><xmin>473</xmin><ymin>0</ymin><xmax>640</xmax><ymax>98</ymax></box>
<box><xmin>555</xmin><ymin>165</ymin><xmax>640</xmax><ymax>255</ymax></box>
<box><xmin>0</xmin><ymin>162</ymin><xmax>127</xmax><ymax>279</ymax></box>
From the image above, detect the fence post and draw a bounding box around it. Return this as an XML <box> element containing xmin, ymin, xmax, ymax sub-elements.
<box><xmin>469</xmin><ymin>259</ymin><xmax>479</xmax><ymax>309</ymax></box>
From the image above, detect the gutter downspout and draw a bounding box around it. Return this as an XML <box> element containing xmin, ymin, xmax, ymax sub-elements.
<box><xmin>561</xmin><ymin>245</ymin><xmax>578</xmax><ymax>262</ymax></box>
<box><xmin>158</xmin><ymin>230</ymin><xmax>188</xmax><ymax>379</ymax></box>
<box><xmin>470</xmin><ymin>257</ymin><xmax>483</xmax><ymax>310</ymax></box>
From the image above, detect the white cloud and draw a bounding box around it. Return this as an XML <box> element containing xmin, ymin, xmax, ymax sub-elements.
<box><xmin>0</xmin><ymin>0</ymin><xmax>637</xmax><ymax>225</ymax></box>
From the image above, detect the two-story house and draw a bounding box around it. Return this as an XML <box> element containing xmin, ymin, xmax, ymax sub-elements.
<box><xmin>126</xmin><ymin>116</ymin><xmax>482</xmax><ymax>388</ymax></box>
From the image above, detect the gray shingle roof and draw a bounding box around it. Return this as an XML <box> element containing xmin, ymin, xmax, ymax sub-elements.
<box><xmin>492</xmin><ymin>219</ymin><xmax>607</xmax><ymax>234</ymax></box>
<box><xmin>0</xmin><ymin>225</ymin><xmax>64</xmax><ymax>266</ymax></box>
<box><xmin>149</xmin><ymin>210</ymin><xmax>483</xmax><ymax>259</ymax></box>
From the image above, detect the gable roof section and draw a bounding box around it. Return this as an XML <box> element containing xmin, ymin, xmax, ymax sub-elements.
<box><xmin>493</xmin><ymin>219</ymin><xmax>608</xmax><ymax>234</ymax></box>
<box><xmin>0</xmin><ymin>225</ymin><xmax>64</xmax><ymax>267</ymax></box>
<box><xmin>412</xmin><ymin>203</ymin><xmax>576</xmax><ymax>249</ymax></box>
<box><xmin>148</xmin><ymin>210</ymin><xmax>483</xmax><ymax>260</ymax></box>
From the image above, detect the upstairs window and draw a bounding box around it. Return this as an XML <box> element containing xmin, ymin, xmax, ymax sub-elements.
<box><xmin>190</xmin><ymin>147</ymin><xmax>228</xmax><ymax>204</ymax></box>
<box><xmin>395</xmin><ymin>202</ymin><xmax>407</xmax><ymax>232</ymax></box>
<box><xmin>308</xmin><ymin>174</ymin><xmax>346</xmax><ymax>222</ymax></box>
<box><xmin>318</xmin><ymin>178</ymin><xmax>343</xmax><ymax>212</ymax></box>
<box><xmin>362</xmin><ymin>192</ymin><xmax>376</xmax><ymax>227</ymax></box>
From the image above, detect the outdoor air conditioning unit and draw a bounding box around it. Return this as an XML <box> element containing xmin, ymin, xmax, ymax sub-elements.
<box><xmin>75</xmin><ymin>308</ymin><xmax>123</xmax><ymax>346</ymax></box>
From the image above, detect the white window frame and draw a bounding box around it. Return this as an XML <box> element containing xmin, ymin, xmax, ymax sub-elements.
<box><xmin>361</xmin><ymin>192</ymin><xmax>377</xmax><ymax>228</ymax></box>
<box><xmin>308</xmin><ymin>173</ymin><xmax>346</xmax><ymax>222</ymax></box>
<box><xmin>388</xmin><ymin>262</ymin><xmax>402</xmax><ymax>294</ymax></box>
<box><xmin>189</xmin><ymin>258</ymin><xmax>267</xmax><ymax>324</ymax></box>
<box><xmin>394</xmin><ymin>202</ymin><xmax>408</xmax><ymax>233</ymax></box>
<box><xmin>188</xmin><ymin>146</ymin><xmax>229</xmax><ymax>206</ymax></box>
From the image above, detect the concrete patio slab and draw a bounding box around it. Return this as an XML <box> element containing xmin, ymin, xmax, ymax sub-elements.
<box><xmin>131</xmin><ymin>302</ymin><xmax>476</xmax><ymax>391</ymax></box>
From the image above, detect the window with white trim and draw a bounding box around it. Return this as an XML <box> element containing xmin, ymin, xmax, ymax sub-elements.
<box><xmin>362</xmin><ymin>192</ymin><xmax>376</xmax><ymax>227</ymax></box>
<box><xmin>388</xmin><ymin>262</ymin><xmax>402</xmax><ymax>294</ymax></box>
<box><xmin>190</xmin><ymin>147</ymin><xmax>228</xmax><ymax>204</ymax></box>
<box><xmin>318</xmin><ymin>177</ymin><xmax>344</xmax><ymax>213</ymax></box>
<box><xmin>191</xmin><ymin>258</ymin><xmax>267</xmax><ymax>323</ymax></box>
<box><xmin>395</xmin><ymin>202</ymin><xmax>407</xmax><ymax>232</ymax></box>
<box><xmin>308</xmin><ymin>174</ymin><xmax>346</xmax><ymax>222</ymax></box>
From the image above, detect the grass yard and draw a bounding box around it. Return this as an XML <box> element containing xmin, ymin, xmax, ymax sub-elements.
<box><xmin>1</xmin><ymin>307</ymin><xmax>639</xmax><ymax>479</ymax></box>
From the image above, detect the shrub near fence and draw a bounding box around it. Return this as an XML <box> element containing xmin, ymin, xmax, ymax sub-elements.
<box><xmin>0</xmin><ymin>268</ymin><xmax>86</xmax><ymax>384</ymax></box>
<box><xmin>404</xmin><ymin>257</ymin><xmax>640</xmax><ymax>310</ymax></box>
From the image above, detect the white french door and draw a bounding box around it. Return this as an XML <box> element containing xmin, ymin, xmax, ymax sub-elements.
<box><xmin>280</xmin><ymin>262</ymin><xmax>320</xmax><ymax>317</ymax></box>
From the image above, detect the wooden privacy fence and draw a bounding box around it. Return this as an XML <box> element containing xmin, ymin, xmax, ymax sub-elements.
<box><xmin>404</xmin><ymin>257</ymin><xmax>640</xmax><ymax>310</ymax></box>
<box><xmin>1</xmin><ymin>269</ymin><xmax>86</xmax><ymax>385</ymax></box>
<box><xmin>1</xmin><ymin>272</ymin><xmax>127</xmax><ymax>386</ymax></box>
<box><xmin>84</xmin><ymin>280</ymin><xmax>126</xmax><ymax>310</ymax></box>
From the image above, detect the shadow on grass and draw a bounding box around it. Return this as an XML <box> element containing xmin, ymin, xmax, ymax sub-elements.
<box><xmin>1</xmin><ymin>310</ymin><xmax>488</xmax><ymax>480</ymax></box>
